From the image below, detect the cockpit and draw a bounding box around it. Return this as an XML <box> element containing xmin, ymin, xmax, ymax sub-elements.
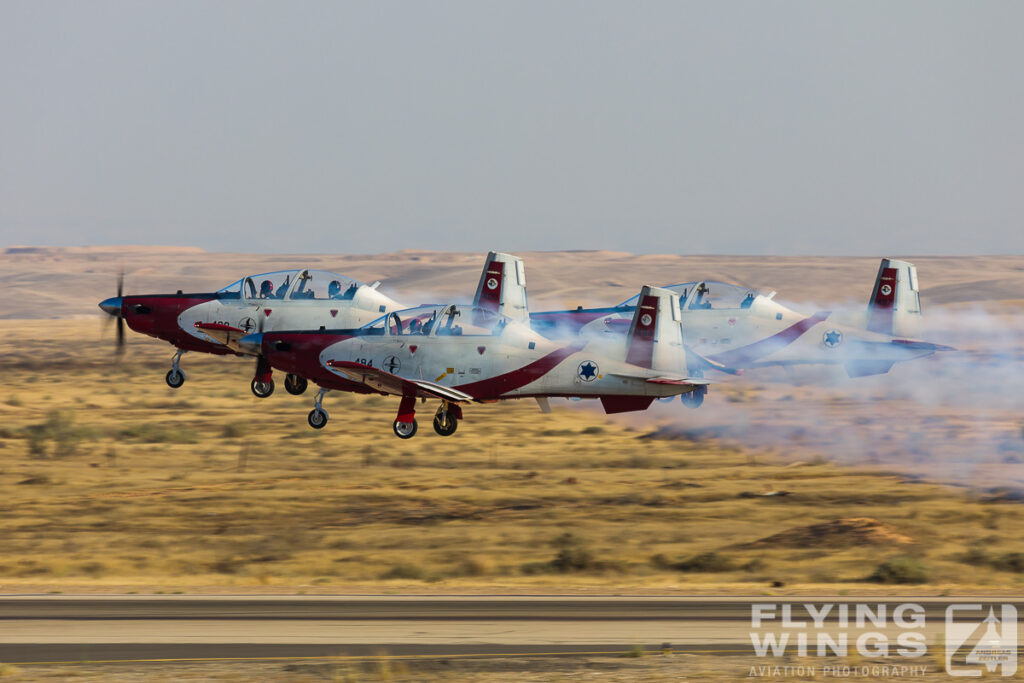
<box><xmin>362</xmin><ymin>304</ymin><xmax>509</xmax><ymax>337</ymax></box>
<box><xmin>217</xmin><ymin>270</ymin><xmax>362</xmax><ymax>302</ymax></box>
<box><xmin>616</xmin><ymin>281</ymin><xmax>763</xmax><ymax>311</ymax></box>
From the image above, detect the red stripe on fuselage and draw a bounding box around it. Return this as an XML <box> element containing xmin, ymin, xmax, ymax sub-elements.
<box><xmin>454</xmin><ymin>344</ymin><xmax>584</xmax><ymax>399</ymax></box>
<box><xmin>708</xmin><ymin>311</ymin><xmax>831</xmax><ymax>368</ymax></box>
<box><xmin>261</xmin><ymin>332</ymin><xmax>371</xmax><ymax>393</ymax></box>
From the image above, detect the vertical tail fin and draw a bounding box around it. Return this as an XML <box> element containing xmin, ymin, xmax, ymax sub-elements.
<box><xmin>473</xmin><ymin>251</ymin><xmax>529</xmax><ymax>323</ymax></box>
<box><xmin>624</xmin><ymin>285</ymin><xmax>686</xmax><ymax>373</ymax></box>
<box><xmin>866</xmin><ymin>258</ymin><xmax>922</xmax><ymax>337</ymax></box>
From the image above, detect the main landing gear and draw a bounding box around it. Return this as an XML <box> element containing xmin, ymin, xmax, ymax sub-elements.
<box><xmin>391</xmin><ymin>398</ymin><xmax>461</xmax><ymax>439</ymax></box>
<box><xmin>681</xmin><ymin>385</ymin><xmax>707</xmax><ymax>409</ymax></box>
<box><xmin>250</xmin><ymin>357</ymin><xmax>274</xmax><ymax>398</ymax></box>
<box><xmin>165</xmin><ymin>350</ymin><xmax>186</xmax><ymax>388</ymax></box>
<box><xmin>284</xmin><ymin>373</ymin><xmax>308</xmax><ymax>395</ymax></box>
<box><xmin>307</xmin><ymin>388</ymin><xmax>330</xmax><ymax>429</ymax></box>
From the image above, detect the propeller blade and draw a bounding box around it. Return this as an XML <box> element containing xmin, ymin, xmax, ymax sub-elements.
<box><xmin>116</xmin><ymin>316</ymin><xmax>125</xmax><ymax>354</ymax></box>
<box><xmin>117</xmin><ymin>269</ymin><xmax>124</xmax><ymax>298</ymax></box>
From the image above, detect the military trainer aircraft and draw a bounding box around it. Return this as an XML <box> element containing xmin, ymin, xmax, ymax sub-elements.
<box><xmin>98</xmin><ymin>253</ymin><xmax>528</xmax><ymax>399</ymax></box>
<box><xmin>530</xmin><ymin>258</ymin><xmax>952</xmax><ymax>407</ymax></box>
<box><xmin>238</xmin><ymin>285</ymin><xmax>710</xmax><ymax>438</ymax></box>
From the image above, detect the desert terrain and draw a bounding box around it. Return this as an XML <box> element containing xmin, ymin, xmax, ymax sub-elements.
<box><xmin>0</xmin><ymin>248</ymin><xmax>1022</xmax><ymax>680</ymax></box>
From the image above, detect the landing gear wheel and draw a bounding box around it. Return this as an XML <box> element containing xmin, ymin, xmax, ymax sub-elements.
<box><xmin>284</xmin><ymin>374</ymin><xmax>308</xmax><ymax>396</ymax></box>
<box><xmin>393</xmin><ymin>419</ymin><xmax>418</xmax><ymax>439</ymax></box>
<box><xmin>251</xmin><ymin>378</ymin><xmax>275</xmax><ymax>398</ymax></box>
<box><xmin>681</xmin><ymin>386</ymin><xmax>706</xmax><ymax>409</ymax></box>
<box><xmin>308</xmin><ymin>408</ymin><xmax>329</xmax><ymax>429</ymax></box>
<box><xmin>433</xmin><ymin>413</ymin><xmax>458</xmax><ymax>436</ymax></box>
<box><xmin>165</xmin><ymin>369</ymin><xmax>186</xmax><ymax>388</ymax></box>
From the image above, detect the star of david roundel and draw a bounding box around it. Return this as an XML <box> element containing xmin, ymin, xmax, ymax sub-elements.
<box><xmin>577</xmin><ymin>360</ymin><xmax>599</xmax><ymax>382</ymax></box>
<box><xmin>822</xmin><ymin>329</ymin><xmax>843</xmax><ymax>348</ymax></box>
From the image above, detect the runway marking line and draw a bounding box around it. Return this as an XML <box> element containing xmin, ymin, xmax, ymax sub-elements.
<box><xmin>15</xmin><ymin>648</ymin><xmax>753</xmax><ymax>666</ymax></box>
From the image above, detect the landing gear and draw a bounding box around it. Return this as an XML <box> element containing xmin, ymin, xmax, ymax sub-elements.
<box><xmin>681</xmin><ymin>385</ymin><xmax>707</xmax><ymax>409</ymax></box>
<box><xmin>284</xmin><ymin>374</ymin><xmax>308</xmax><ymax>395</ymax></box>
<box><xmin>307</xmin><ymin>388</ymin><xmax>329</xmax><ymax>429</ymax></box>
<box><xmin>165</xmin><ymin>350</ymin><xmax>186</xmax><ymax>388</ymax></box>
<box><xmin>432</xmin><ymin>402</ymin><xmax>460</xmax><ymax>436</ymax></box>
<box><xmin>393</xmin><ymin>419</ymin><xmax>418</xmax><ymax>439</ymax></box>
<box><xmin>250</xmin><ymin>356</ymin><xmax>274</xmax><ymax>398</ymax></box>
<box><xmin>392</xmin><ymin>395</ymin><xmax>418</xmax><ymax>439</ymax></box>
<box><xmin>251</xmin><ymin>378</ymin><xmax>275</xmax><ymax>398</ymax></box>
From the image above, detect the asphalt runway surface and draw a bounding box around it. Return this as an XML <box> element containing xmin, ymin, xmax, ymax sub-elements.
<box><xmin>0</xmin><ymin>596</ymin><xmax>1020</xmax><ymax>664</ymax></box>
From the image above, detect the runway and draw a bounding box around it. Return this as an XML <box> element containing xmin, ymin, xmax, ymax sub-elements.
<box><xmin>0</xmin><ymin>596</ymin><xmax>1020</xmax><ymax>664</ymax></box>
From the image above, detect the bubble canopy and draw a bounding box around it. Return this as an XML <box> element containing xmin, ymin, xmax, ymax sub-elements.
<box><xmin>362</xmin><ymin>304</ymin><xmax>509</xmax><ymax>336</ymax></box>
<box><xmin>617</xmin><ymin>282</ymin><xmax>761</xmax><ymax>311</ymax></box>
<box><xmin>217</xmin><ymin>270</ymin><xmax>360</xmax><ymax>301</ymax></box>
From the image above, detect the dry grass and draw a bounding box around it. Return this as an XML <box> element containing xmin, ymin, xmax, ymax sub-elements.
<box><xmin>0</xmin><ymin>319</ymin><xmax>1022</xmax><ymax>594</ymax></box>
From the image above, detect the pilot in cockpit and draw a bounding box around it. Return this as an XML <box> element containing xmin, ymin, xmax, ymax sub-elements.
<box><xmin>259</xmin><ymin>280</ymin><xmax>274</xmax><ymax>298</ymax></box>
<box><xmin>328</xmin><ymin>280</ymin><xmax>342</xmax><ymax>298</ymax></box>
<box><xmin>692</xmin><ymin>283</ymin><xmax>712</xmax><ymax>309</ymax></box>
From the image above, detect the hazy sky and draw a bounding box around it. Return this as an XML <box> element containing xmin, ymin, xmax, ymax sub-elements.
<box><xmin>2</xmin><ymin>1</ymin><xmax>1021</xmax><ymax>255</ymax></box>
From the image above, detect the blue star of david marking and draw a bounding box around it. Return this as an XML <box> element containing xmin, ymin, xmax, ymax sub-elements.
<box><xmin>578</xmin><ymin>361</ymin><xmax>598</xmax><ymax>381</ymax></box>
<box><xmin>823</xmin><ymin>329</ymin><xmax>843</xmax><ymax>348</ymax></box>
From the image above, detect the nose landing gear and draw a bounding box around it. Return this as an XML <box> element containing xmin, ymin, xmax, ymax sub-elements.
<box><xmin>307</xmin><ymin>388</ymin><xmax>329</xmax><ymax>429</ymax></box>
<box><xmin>165</xmin><ymin>350</ymin><xmax>186</xmax><ymax>388</ymax></box>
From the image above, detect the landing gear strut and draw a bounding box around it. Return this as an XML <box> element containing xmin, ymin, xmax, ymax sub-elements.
<box><xmin>681</xmin><ymin>385</ymin><xmax>707</xmax><ymax>409</ymax></box>
<box><xmin>251</xmin><ymin>356</ymin><xmax>274</xmax><ymax>398</ymax></box>
<box><xmin>307</xmin><ymin>388</ymin><xmax>329</xmax><ymax>429</ymax></box>
<box><xmin>165</xmin><ymin>349</ymin><xmax>186</xmax><ymax>388</ymax></box>
<box><xmin>284</xmin><ymin>373</ymin><xmax>308</xmax><ymax>395</ymax></box>
<box><xmin>392</xmin><ymin>395</ymin><xmax>418</xmax><ymax>439</ymax></box>
<box><xmin>432</xmin><ymin>401</ymin><xmax>461</xmax><ymax>437</ymax></box>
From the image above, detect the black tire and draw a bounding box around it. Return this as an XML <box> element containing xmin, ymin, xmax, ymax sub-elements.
<box><xmin>393</xmin><ymin>419</ymin><xmax>418</xmax><ymax>439</ymax></box>
<box><xmin>308</xmin><ymin>408</ymin><xmax>328</xmax><ymax>429</ymax></box>
<box><xmin>433</xmin><ymin>413</ymin><xmax>458</xmax><ymax>436</ymax></box>
<box><xmin>165</xmin><ymin>369</ymin><xmax>185</xmax><ymax>388</ymax></box>
<box><xmin>284</xmin><ymin>374</ymin><xmax>308</xmax><ymax>396</ymax></box>
<box><xmin>251</xmin><ymin>378</ymin><xmax>275</xmax><ymax>398</ymax></box>
<box><xmin>681</xmin><ymin>386</ymin><xmax>706</xmax><ymax>409</ymax></box>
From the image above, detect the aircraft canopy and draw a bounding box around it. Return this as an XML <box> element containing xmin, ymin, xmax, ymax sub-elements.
<box><xmin>617</xmin><ymin>281</ymin><xmax>762</xmax><ymax>311</ymax></box>
<box><xmin>218</xmin><ymin>270</ymin><xmax>361</xmax><ymax>301</ymax></box>
<box><xmin>363</xmin><ymin>304</ymin><xmax>510</xmax><ymax>337</ymax></box>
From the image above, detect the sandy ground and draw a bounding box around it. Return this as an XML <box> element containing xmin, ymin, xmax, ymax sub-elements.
<box><xmin>2</xmin><ymin>246</ymin><xmax>1023</xmax><ymax>319</ymax></box>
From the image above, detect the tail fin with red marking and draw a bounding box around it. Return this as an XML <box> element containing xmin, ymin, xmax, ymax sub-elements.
<box><xmin>624</xmin><ymin>285</ymin><xmax>686</xmax><ymax>373</ymax></box>
<box><xmin>473</xmin><ymin>252</ymin><xmax>529</xmax><ymax>324</ymax></box>
<box><xmin>867</xmin><ymin>258</ymin><xmax>922</xmax><ymax>338</ymax></box>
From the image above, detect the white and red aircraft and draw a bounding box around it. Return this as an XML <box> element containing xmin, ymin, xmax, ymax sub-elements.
<box><xmin>239</xmin><ymin>286</ymin><xmax>709</xmax><ymax>438</ymax></box>
<box><xmin>530</xmin><ymin>258</ymin><xmax>952</xmax><ymax>407</ymax></box>
<box><xmin>98</xmin><ymin>253</ymin><xmax>528</xmax><ymax>399</ymax></box>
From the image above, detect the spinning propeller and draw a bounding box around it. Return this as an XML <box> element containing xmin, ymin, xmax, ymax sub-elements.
<box><xmin>99</xmin><ymin>270</ymin><xmax>126</xmax><ymax>354</ymax></box>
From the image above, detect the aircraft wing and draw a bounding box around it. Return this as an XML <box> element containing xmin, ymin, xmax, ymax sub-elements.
<box><xmin>194</xmin><ymin>322</ymin><xmax>249</xmax><ymax>351</ymax></box>
<box><xmin>325</xmin><ymin>360</ymin><xmax>474</xmax><ymax>402</ymax></box>
<box><xmin>608</xmin><ymin>372</ymin><xmax>711</xmax><ymax>386</ymax></box>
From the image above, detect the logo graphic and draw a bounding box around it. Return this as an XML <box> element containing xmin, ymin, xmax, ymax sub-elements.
<box><xmin>946</xmin><ymin>604</ymin><xmax>1017</xmax><ymax>677</ymax></box>
<box><xmin>880</xmin><ymin>284</ymin><xmax>893</xmax><ymax>296</ymax></box>
<box><xmin>640</xmin><ymin>313</ymin><xmax>653</xmax><ymax>326</ymax></box>
<box><xmin>383</xmin><ymin>355</ymin><xmax>401</xmax><ymax>373</ymax></box>
<box><xmin>577</xmin><ymin>360</ymin><xmax>599</xmax><ymax>382</ymax></box>
<box><xmin>486</xmin><ymin>277</ymin><xmax>499</xmax><ymax>290</ymax></box>
<box><xmin>822</xmin><ymin>329</ymin><xmax>843</xmax><ymax>348</ymax></box>
<box><xmin>238</xmin><ymin>317</ymin><xmax>256</xmax><ymax>333</ymax></box>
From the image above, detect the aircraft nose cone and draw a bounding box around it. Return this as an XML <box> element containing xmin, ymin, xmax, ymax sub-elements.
<box><xmin>238</xmin><ymin>333</ymin><xmax>264</xmax><ymax>355</ymax></box>
<box><xmin>99</xmin><ymin>296</ymin><xmax>123</xmax><ymax>316</ymax></box>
